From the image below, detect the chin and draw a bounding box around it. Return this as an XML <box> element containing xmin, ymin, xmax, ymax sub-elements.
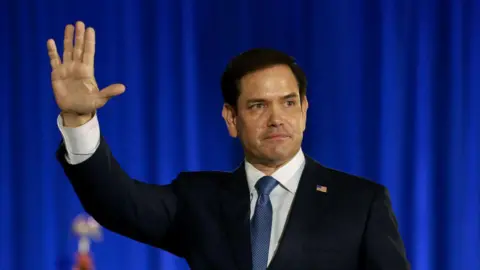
<box><xmin>260</xmin><ymin>149</ymin><xmax>295</xmax><ymax>164</ymax></box>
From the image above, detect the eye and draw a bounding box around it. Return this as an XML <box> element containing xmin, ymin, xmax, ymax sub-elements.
<box><xmin>286</xmin><ymin>100</ymin><xmax>296</xmax><ymax>106</ymax></box>
<box><xmin>250</xmin><ymin>103</ymin><xmax>265</xmax><ymax>109</ymax></box>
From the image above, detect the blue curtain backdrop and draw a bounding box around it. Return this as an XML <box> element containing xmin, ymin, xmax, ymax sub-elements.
<box><xmin>0</xmin><ymin>0</ymin><xmax>479</xmax><ymax>269</ymax></box>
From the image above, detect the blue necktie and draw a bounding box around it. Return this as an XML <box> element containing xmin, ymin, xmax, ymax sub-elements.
<box><xmin>251</xmin><ymin>176</ymin><xmax>279</xmax><ymax>270</ymax></box>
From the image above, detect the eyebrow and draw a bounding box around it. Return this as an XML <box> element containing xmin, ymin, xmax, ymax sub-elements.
<box><xmin>246</xmin><ymin>92</ymin><xmax>299</xmax><ymax>103</ymax></box>
<box><xmin>282</xmin><ymin>93</ymin><xmax>299</xmax><ymax>99</ymax></box>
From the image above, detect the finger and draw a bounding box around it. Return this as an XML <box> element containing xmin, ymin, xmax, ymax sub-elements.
<box><xmin>51</xmin><ymin>66</ymin><xmax>67</xmax><ymax>82</ymax></box>
<box><xmin>46</xmin><ymin>39</ymin><xmax>61</xmax><ymax>69</ymax></box>
<box><xmin>73</xmin><ymin>21</ymin><xmax>86</xmax><ymax>62</ymax></box>
<box><xmin>83</xmin><ymin>27</ymin><xmax>95</xmax><ymax>66</ymax></box>
<box><xmin>63</xmin><ymin>24</ymin><xmax>74</xmax><ymax>63</ymax></box>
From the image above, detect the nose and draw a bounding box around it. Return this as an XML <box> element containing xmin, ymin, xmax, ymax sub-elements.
<box><xmin>267</xmin><ymin>104</ymin><xmax>284</xmax><ymax>127</ymax></box>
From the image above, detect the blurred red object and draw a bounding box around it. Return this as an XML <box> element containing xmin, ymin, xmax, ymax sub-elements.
<box><xmin>72</xmin><ymin>252</ymin><xmax>94</xmax><ymax>270</ymax></box>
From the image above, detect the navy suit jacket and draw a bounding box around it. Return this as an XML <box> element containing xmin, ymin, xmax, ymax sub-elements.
<box><xmin>57</xmin><ymin>136</ymin><xmax>410</xmax><ymax>270</ymax></box>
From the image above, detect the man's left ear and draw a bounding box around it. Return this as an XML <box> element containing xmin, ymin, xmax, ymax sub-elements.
<box><xmin>301</xmin><ymin>96</ymin><xmax>309</xmax><ymax>114</ymax></box>
<box><xmin>301</xmin><ymin>96</ymin><xmax>309</xmax><ymax>131</ymax></box>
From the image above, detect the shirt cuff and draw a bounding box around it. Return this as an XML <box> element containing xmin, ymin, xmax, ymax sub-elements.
<box><xmin>57</xmin><ymin>112</ymin><xmax>101</xmax><ymax>155</ymax></box>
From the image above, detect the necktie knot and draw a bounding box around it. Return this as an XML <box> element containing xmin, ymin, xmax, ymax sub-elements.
<box><xmin>255</xmin><ymin>176</ymin><xmax>279</xmax><ymax>196</ymax></box>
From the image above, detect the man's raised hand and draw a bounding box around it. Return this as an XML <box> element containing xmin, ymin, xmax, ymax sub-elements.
<box><xmin>47</xmin><ymin>21</ymin><xmax>125</xmax><ymax>118</ymax></box>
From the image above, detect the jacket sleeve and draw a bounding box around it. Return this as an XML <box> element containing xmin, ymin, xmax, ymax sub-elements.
<box><xmin>56</xmin><ymin>136</ymin><xmax>185</xmax><ymax>257</ymax></box>
<box><xmin>361</xmin><ymin>185</ymin><xmax>411</xmax><ymax>270</ymax></box>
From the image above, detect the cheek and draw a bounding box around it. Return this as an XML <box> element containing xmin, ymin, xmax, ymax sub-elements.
<box><xmin>286</xmin><ymin>117</ymin><xmax>302</xmax><ymax>132</ymax></box>
<box><xmin>296</xmin><ymin>118</ymin><xmax>305</xmax><ymax>132</ymax></box>
<box><xmin>238</xmin><ymin>118</ymin><xmax>265</xmax><ymax>141</ymax></box>
<box><xmin>248</xmin><ymin>125</ymin><xmax>266</xmax><ymax>143</ymax></box>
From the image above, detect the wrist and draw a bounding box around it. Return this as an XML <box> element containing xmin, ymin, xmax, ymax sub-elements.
<box><xmin>61</xmin><ymin>111</ymin><xmax>94</xmax><ymax>128</ymax></box>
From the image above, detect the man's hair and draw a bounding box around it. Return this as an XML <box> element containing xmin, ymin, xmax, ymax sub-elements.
<box><xmin>220</xmin><ymin>48</ymin><xmax>307</xmax><ymax>108</ymax></box>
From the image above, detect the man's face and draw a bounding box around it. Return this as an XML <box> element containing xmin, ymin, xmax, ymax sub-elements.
<box><xmin>222</xmin><ymin>64</ymin><xmax>308</xmax><ymax>166</ymax></box>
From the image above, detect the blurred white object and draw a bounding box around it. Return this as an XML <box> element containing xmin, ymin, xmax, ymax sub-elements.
<box><xmin>72</xmin><ymin>214</ymin><xmax>103</xmax><ymax>253</ymax></box>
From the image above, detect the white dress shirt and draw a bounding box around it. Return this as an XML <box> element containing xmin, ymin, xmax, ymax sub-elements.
<box><xmin>57</xmin><ymin>113</ymin><xmax>306</xmax><ymax>265</ymax></box>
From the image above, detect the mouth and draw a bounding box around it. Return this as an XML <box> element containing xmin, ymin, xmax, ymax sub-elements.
<box><xmin>264</xmin><ymin>134</ymin><xmax>290</xmax><ymax>140</ymax></box>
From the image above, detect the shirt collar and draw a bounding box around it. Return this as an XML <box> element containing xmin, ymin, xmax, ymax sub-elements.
<box><xmin>245</xmin><ymin>148</ymin><xmax>306</xmax><ymax>194</ymax></box>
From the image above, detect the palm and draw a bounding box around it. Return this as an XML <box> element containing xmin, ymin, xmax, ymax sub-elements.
<box><xmin>47</xmin><ymin>22</ymin><xmax>125</xmax><ymax>115</ymax></box>
<box><xmin>52</xmin><ymin>62</ymin><xmax>98</xmax><ymax>114</ymax></box>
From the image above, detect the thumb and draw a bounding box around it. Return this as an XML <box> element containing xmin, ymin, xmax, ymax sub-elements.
<box><xmin>98</xmin><ymin>83</ymin><xmax>126</xmax><ymax>99</ymax></box>
<box><xmin>93</xmin><ymin>83</ymin><xmax>126</xmax><ymax>109</ymax></box>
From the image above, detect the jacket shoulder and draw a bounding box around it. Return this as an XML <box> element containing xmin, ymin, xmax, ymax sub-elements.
<box><xmin>306</xmin><ymin>156</ymin><xmax>384</xmax><ymax>192</ymax></box>
<box><xmin>327</xmin><ymin>167</ymin><xmax>384</xmax><ymax>191</ymax></box>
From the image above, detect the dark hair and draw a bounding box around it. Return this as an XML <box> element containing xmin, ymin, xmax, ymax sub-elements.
<box><xmin>221</xmin><ymin>48</ymin><xmax>307</xmax><ymax>108</ymax></box>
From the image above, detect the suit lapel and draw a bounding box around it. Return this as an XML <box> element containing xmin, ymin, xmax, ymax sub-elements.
<box><xmin>268</xmin><ymin>156</ymin><xmax>333</xmax><ymax>269</ymax></box>
<box><xmin>220</xmin><ymin>163</ymin><xmax>252</xmax><ymax>270</ymax></box>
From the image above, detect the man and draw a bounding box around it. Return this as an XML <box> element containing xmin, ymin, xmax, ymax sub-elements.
<box><xmin>47</xmin><ymin>21</ymin><xmax>410</xmax><ymax>270</ymax></box>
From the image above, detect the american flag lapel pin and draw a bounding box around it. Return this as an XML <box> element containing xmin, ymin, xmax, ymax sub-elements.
<box><xmin>316</xmin><ymin>185</ymin><xmax>327</xmax><ymax>193</ymax></box>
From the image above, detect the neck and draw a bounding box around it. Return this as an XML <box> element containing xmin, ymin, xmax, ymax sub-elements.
<box><xmin>249</xmin><ymin>161</ymin><xmax>287</xmax><ymax>175</ymax></box>
<box><xmin>245</xmin><ymin>151</ymin><xmax>299</xmax><ymax>175</ymax></box>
